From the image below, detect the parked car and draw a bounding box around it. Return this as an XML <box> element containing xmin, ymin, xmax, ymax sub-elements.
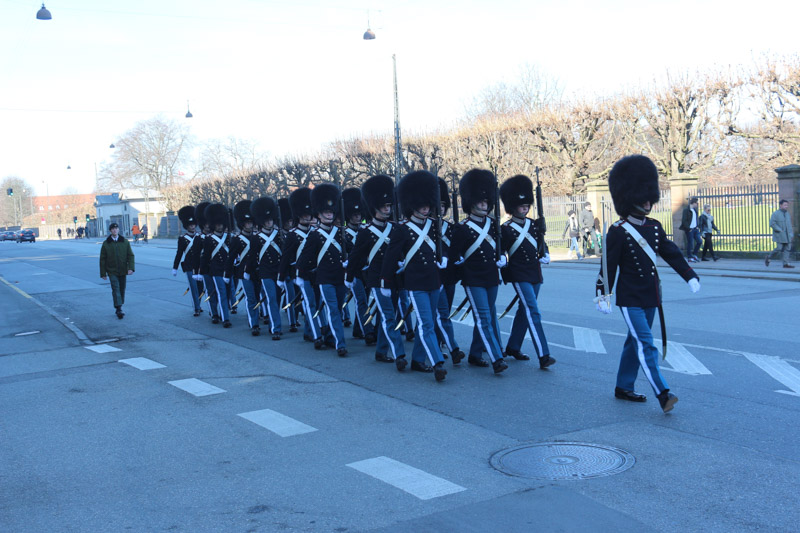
<box><xmin>0</xmin><ymin>231</ymin><xmax>16</xmax><ymax>241</ymax></box>
<box><xmin>17</xmin><ymin>230</ymin><xmax>36</xmax><ymax>243</ymax></box>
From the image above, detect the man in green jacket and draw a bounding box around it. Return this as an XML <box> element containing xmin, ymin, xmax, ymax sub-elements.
<box><xmin>100</xmin><ymin>222</ymin><xmax>136</xmax><ymax>318</ymax></box>
<box><xmin>766</xmin><ymin>199</ymin><xmax>794</xmax><ymax>269</ymax></box>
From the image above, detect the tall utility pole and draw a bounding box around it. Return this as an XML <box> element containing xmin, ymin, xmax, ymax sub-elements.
<box><xmin>392</xmin><ymin>54</ymin><xmax>402</xmax><ymax>185</ymax></box>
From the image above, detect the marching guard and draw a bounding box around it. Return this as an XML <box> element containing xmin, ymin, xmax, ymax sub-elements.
<box><xmin>172</xmin><ymin>205</ymin><xmax>203</xmax><ymax>316</ymax></box>
<box><xmin>276</xmin><ymin>196</ymin><xmax>298</xmax><ymax>332</ymax></box>
<box><xmin>251</xmin><ymin>197</ymin><xmax>284</xmax><ymax>340</ymax></box>
<box><xmin>434</xmin><ymin>178</ymin><xmax>465</xmax><ymax>364</ymax></box>
<box><xmin>201</xmin><ymin>203</ymin><xmax>233</xmax><ymax>328</ymax></box>
<box><xmin>347</xmin><ymin>174</ymin><xmax>407</xmax><ymax>368</ymax></box>
<box><xmin>595</xmin><ymin>155</ymin><xmax>700</xmax><ymax>413</ymax></box>
<box><xmin>450</xmin><ymin>169</ymin><xmax>508</xmax><ymax>374</ymax></box>
<box><xmin>499</xmin><ymin>175</ymin><xmax>556</xmax><ymax>369</ymax></box>
<box><xmin>225</xmin><ymin>200</ymin><xmax>260</xmax><ymax>336</ymax></box>
<box><xmin>297</xmin><ymin>183</ymin><xmax>348</xmax><ymax>357</ymax></box>
<box><xmin>342</xmin><ymin>187</ymin><xmax>376</xmax><ymax>345</ymax></box>
<box><xmin>194</xmin><ymin>201</ymin><xmax>220</xmax><ymax>322</ymax></box>
<box><xmin>381</xmin><ymin>171</ymin><xmax>448</xmax><ymax>382</ymax></box>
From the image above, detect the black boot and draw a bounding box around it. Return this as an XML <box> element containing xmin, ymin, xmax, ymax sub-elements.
<box><xmin>538</xmin><ymin>355</ymin><xmax>556</xmax><ymax>369</ymax></box>
<box><xmin>364</xmin><ymin>332</ymin><xmax>377</xmax><ymax>346</ymax></box>
<box><xmin>505</xmin><ymin>348</ymin><xmax>530</xmax><ymax>361</ymax></box>
<box><xmin>615</xmin><ymin>387</ymin><xmax>646</xmax><ymax>402</ymax></box>
<box><xmin>468</xmin><ymin>355</ymin><xmax>489</xmax><ymax>367</ymax></box>
<box><xmin>492</xmin><ymin>358</ymin><xmax>508</xmax><ymax>374</ymax></box>
<box><xmin>375</xmin><ymin>352</ymin><xmax>393</xmax><ymax>363</ymax></box>
<box><xmin>657</xmin><ymin>390</ymin><xmax>678</xmax><ymax>413</ymax></box>
<box><xmin>450</xmin><ymin>348</ymin><xmax>465</xmax><ymax>365</ymax></box>
<box><xmin>251</xmin><ymin>326</ymin><xmax>260</xmax><ymax>336</ymax></box>
<box><xmin>411</xmin><ymin>360</ymin><xmax>433</xmax><ymax>373</ymax></box>
<box><xmin>434</xmin><ymin>362</ymin><xmax>447</xmax><ymax>382</ymax></box>
<box><xmin>395</xmin><ymin>356</ymin><xmax>408</xmax><ymax>371</ymax></box>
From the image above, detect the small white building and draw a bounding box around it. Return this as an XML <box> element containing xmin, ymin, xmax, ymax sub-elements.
<box><xmin>95</xmin><ymin>189</ymin><xmax>167</xmax><ymax>237</ymax></box>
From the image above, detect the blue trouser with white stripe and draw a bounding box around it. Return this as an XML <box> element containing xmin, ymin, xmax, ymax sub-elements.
<box><xmin>506</xmin><ymin>282</ymin><xmax>550</xmax><ymax>358</ymax></box>
<box><xmin>396</xmin><ymin>289</ymin><xmax>414</xmax><ymax>334</ymax></box>
<box><xmin>240</xmin><ymin>278</ymin><xmax>260</xmax><ymax>328</ymax></box>
<box><xmin>320</xmin><ymin>284</ymin><xmax>346</xmax><ymax>350</ymax></box>
<box><xmin>185</xmin><ymin>271</ymin><xmax>201</xmax><ymax>312</ymax></box>
<box><xmin>408</xmin><ymin>289</ymin><xmax>444</xmax><ymax>367</ymax></box>
<box><xmin>350</xmin><ymin>278</ymin><xmax>374</xmax><ymax>338</ymax></box>
<box><xmin>202</xmin><ymin>274</ymin><xmax>218</xmax><ymax>316</ymax></box>
<box><xmin>371</xmin><ymin>288</ymin><xmax>406</xmax><ymax>360</ymax></box>
<box><xmin>618</xmin><ymin>306</ymin><xmax>668</xmax><ymax>394</ymax></box>
<box><xmin>435</xmin><ymin>285</ymin><xmax>459</xmax><ymax>353</ymax></box>
<box><xmin>282</xmin><ymin>279</ymin><xmax>297</xmax><ymax>327</ymax></box>
<box><xmin>212</xmin><ymin>276</ymin><xmax>231</xmax><ymax>322</ymax></box>
<box><xmin>297</xmin><ymin>279</ymin><xmax>321</xmax><ymax>339</ymax></box>
<box><xmin>260</xmin><ymin>278</ymin><xmax>282</xmax><ymax>334</ymax></box>
<box><xmin>465</xmin><ymin>285</ymin><xmax>504</xmax><ymax>362</ymax></box>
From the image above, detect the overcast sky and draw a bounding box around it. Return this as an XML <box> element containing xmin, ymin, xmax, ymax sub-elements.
<box><xmin>1</xmin><ymin>0</ymin><xmax>796</xmax><ymax>195</ymax></box>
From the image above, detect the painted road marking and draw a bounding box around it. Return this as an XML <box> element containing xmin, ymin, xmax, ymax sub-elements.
<box><xmin>451</xmin><ymin>313</ymin><xmax>474</xmax><ymax>327</ymax></box>
<box><xmin>347</xmin><ymin>456</ymin><xmax>466</xmax><ymax>500</ymax></box>
<box><xmin>238</xmin><ymin>409</ymin><xmax>318</xmax><ymax>437</ymax></box>
<box><xmin>659</xmin><ymin>342</ymin><xmax>712</xmax><ymax>376</ymax></box>
<box><xmin>14</xmin><ymin>331</ymin><xmax>41</xmax><ymax>336</ymax></box>
<box><xmin>0</xmin><ymin>276</ymin><xmax>32</xmax><ymax>299</ymax></box>
<box><xmin>119</xmin><ymin>357</ymin><xmax>166</xmax><ymax>370</ymax></box>
<box><xmin>85</xmin><ymin>344</ymin><xmax>122</xmax><ymax>353</ymax></box>
<box><xmin>742</xmin><ymin>353</ymin><xmax>800</xmax><ymax>397</ymax></box>
<box><xmin>573</xmin><ymin>327</ymin><xmax>607</xmax><ymax>354</ymax></box>
<box><xmin>168</xmin><ymin>378</ymin><xmax>226</xmax><ymax>397</ymax></box>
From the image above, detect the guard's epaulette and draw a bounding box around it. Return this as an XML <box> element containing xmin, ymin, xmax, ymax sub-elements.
<box><xmin>612</xmin><ymin>220</ymin><xmax>624</xmax><ymax>227</ymax></box>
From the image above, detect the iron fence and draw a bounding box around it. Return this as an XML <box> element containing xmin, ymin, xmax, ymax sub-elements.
<box><xmin>541</xmin><ymin>193</ymin><xmax>587</xmax><ymax>251</ymax></box>
<box><xmin>695</xmin><ymin>184</ymin><xmax>778</xmax><ymax>252</ymax></box>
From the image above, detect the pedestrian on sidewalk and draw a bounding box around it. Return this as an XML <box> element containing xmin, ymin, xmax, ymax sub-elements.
<box><xmin>141</xmin><ymin>224</ymin><xmax>148</xmax><ymax>243</ymax></box>
<box><xmin>132</xmin><ymin>223</ymin><xmax>140</xmax><ymax>243</ymax></box>
<box><xmin>679</xmin><ymin>197</ymin><xmax>702</xmax><ymax>262</ymax></box>
<box><xmin>57</xmin><ymin>228</ymin><xmax>62</xmax><ymax>239</ymax></box>
<box><xmin>562</xmin><ymin>209</ymin><xmax>583</xmax><ymax>259</ymax></box>
<box><xmin>99</xmin><ymin>222</ymin><xmax>135</xmax><ymax>319</ymax></box>
<box><xmin>766</xmin><ymin>199</ymin><xmax>794</xmax><ymax>268</ymax></box>
<box><xmin>699</xmin><ymin>204</ymin><xmax>721</xmax><ymax>261</ymax></box>
<box><xmin>579</xmin><ymin>202</ymin><xmax>599</xmax><ymax>256</ymax></box>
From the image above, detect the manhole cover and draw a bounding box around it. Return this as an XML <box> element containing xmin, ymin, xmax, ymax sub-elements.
<box><xmin>490</xmin><ymin>442</ymin><xmax>635</xmax><ymax>480</ymax></box>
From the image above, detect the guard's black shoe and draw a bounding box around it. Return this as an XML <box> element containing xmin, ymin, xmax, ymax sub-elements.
<box><xmin>289</xmin><ymin>325</ymin><xmax>298</xmax><ymax>333</ymax></box>
<box><xmin>314</xmin><ymin>338</ymin><xmax>324</xmax><ymax>350</ymax></box>
<box><xmin>263</xmin><ymin>317</ymin><xmax>270</xmax><ymax>325</ymax></box>
<box><xmin>505</xmin><ymin>348</ymin><xmax>530</xmax><ymax>361</ymax></box>
<box><xmin>303</xmin><ymin>334</ymin><xmax>313</xmax><ymax>342</ymax></box>
<box><xmin>615</xmin><ymin>387</ymin><xmax>647</xmax><ymax>402</ymax></box>
<box><xmin>324</xmin><ymin>338</ymin><xmax>336</xmax><ymax>348</ymax></box>
<box><xmin>211</xmin><ymin>315</ymin><xmax>221</xmax><ymax>324</ymax></box>
<box><xmin>411</xmin><ymin>360</ymin><xmax>433</xmax><ymax>373</ymax></box>
<box><xmin>271</xmin><ymin>334</ymin><xmax>281</xmax><ymax>341</ymax></box>
<box><xmin>337</xmin><ymin>348</ymin><xmax>348</xmax><ymax>357</ymax></box>
<box><xmin>231</xmin><ymin>307</ymin><xmax>238</xmax><ymax>315</ymax></box>
<box><xmin>364</xmin><ymin>332</ymin><xmax>377</xmax><ymax>346</ymax></box>
<box><xmin>352</xmin><ymin>331</ymin><xmax>364</xmax><ymax>339</ymax></box>
<box><xmin>434</xmin><ymin>362</ymin><xmax>447</xmax><ymax>382</ymax></box>
<box><xmin>343</xmin><ymin>319</ymin><xmax>352</xmax><ymax>328</ymax></box>
<box><xmin>538</xmin><ymin>355</ymin><xmax>557</xmax><ymax>369</ymax></box>
<box><xmin>223</xmin><ymin>320</ymin><xmax>232</xmax><ymax>328</ymax></box>
<box><xmin>657</xmin><ymin>390</ymin><xmax>678</xmax><ymax>413</ymax></box>
<box><xmin>450</xmin><ymin>349</ymin><xmax>465</xmax><ymax>365</ymax></box>
<box><xmin>321</xmin><ymin>325</ymin><xmax>331</xmax><ymax>336</ymax></box>
<box><xmin>375</xmin><ymin>352</ymin><xmax>393</xmax><ymax>363</ymax></box>
<box><xmin>405</xmin><ymin>330</ymin><xmax>415</xmax><ymax>342</ymax></box>
<box><xmin>492</xmin><ymin>358</ymin><xmax>508</xmax><ymax>374</ymax></box>
<box><xmin>468</xmin><ymin>356</ymin><xmax>490</xmax><ymax>367</ymax></box>
<box><xmin>251</xmin><ymin>326</ymin><xmax>260</xmax><ymax>337</ymax></box>
<box><xmin>395</xmin><ymin>356</ymin><xmax>408</xmax><ymax>371</ymax></box>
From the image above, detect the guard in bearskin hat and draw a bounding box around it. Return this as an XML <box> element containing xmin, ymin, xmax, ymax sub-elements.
<box><xmin>433</xmin><ymin>177</ymin><xmax>465</xmax><ymax>365</ymax></box>
<box><xmin>251</xmin><ymin>197</ymin><xmax>284</xmax><ymax>340</ymax></box>
<box><xmin>450</xmin><ymin>168</ymin><xmax>508</xmax><ymax>374</ymax></box>
<box><xmin>296</xmin><ymin>183</ymin><xmax>348</xmax><ymax>355</ymax></box>
<box><xmin>500</xmin><ymin>175</ymin><xmax>556</xmax><ymax>369</ymax></box>
<box><xmin>341</xmin><ymin>187</ymin><xmax>375</xmax><ymax>343</ymax></box>
<box><xmin>596</xmin><ymin>154</ymin><xmax>700</xmax><ymax>413</ymax></box>
<box><xmin>274</xmin><ymin>196</ymin><xmax>297</xmax><ymax>332</ymax></box>
<box><xmin>346</xmin><ymin>175</ymin><xmax>407</xmax><ymax>368</ymax></box>
<box><xmin>201</xmin><ymin>203</ymin><xmax>233</xmax><ymax>327</ymax></box>
<box><xmin>279</xmin><ymin>187</ymin><xmax>319</xmax><ymax>342</ymax></box>
<box><xmin>225</xmin><ymin>200</ymin><xmax>260</xmax><ymax>335</ymax></box>
<box><xmin>381</xmin><ymin>170</ymin><xmax>448</xmax><ymax>381</ymax></box>
<box><xmin>172</xmin><ymin>205</ymin><xmax>203</xmax><ymax>316</ymax></box>
<box><xmin>278</xmin><ymin>197</ymin><xmax>293</xmax><ymax>233</ymax></box>
<box><xmin>194</xmin><ymin>201</ymin><xmax>220</xmax><ymax>320</ymax></box>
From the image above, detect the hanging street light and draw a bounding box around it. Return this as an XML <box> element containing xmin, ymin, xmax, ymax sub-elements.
<box><xmin>109</xmin><ymin>143</ymin><xmax>115</xmax><ymax>149</ymax></box>
<box><xmin>363</xmin><ymin>28</ymin><xmax>376</xmax><ymax>40</ymax></box>
<box><xmin>185</xmin><ymin>100</ymin><xmax>193</xmax><ymax>118</ymax></box>
<box><xmin>36</xmin><ymin>3</ymin><xmax>52</xmax><ymax>20</ymax></box>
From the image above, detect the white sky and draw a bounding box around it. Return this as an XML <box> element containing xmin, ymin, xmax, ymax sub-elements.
<box><xmin>1</xmin><ymin>0</ymin><xmax>796</xmax><ymax>196</ymax></box>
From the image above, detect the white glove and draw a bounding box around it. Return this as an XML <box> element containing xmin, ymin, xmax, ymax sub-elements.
<box><xmin>437</xmin><ymin>256</ymin><xmax>448</xmax><ymax>269</ymax></box>
<box><xmin>496</xmin><ymin>256</ymin><xmax>507</xmax><ymax>268</ymax></box>
<box><xmin>593</xmin><ymin>295</ymin><xmax>613</xmax><ymax>314</ymax></box>
<box><xmin>193</xmin><ymin>274</ymin><xmax>202</xmax><ymax>281</ymax></box>
<box><xmin>172</xmin><ymin>269</ymin><xmax>178</xmax><ymax>277</ymax></box>
<box><xmin>539</xmin><ymin>253</ymin><xmax>551</xmax><ymax>264</ymax></box>
<box><xmin>380</xmin><ymin>288</ymin><xmax>392</xmax><ymax>298</ymax></box>
<box><xmin>689</xmin><ymin>278</ymin><xmax>701</xmax><ymax>293</ymax></box>
<box><xmin>342</xmin><ymin>260</ymin><xmax>349</xmax><ymax>268</ymax></box>
<box><xmin>344</xmin><ymin>280</ymin><xmax>354</xmax><ymax>290</ymax></box>
<box><xmin>294</xmin><ymin>277</ymin><xmax>304</xmax><ymax>288</ymax></box>
<box><xmin>277</xmin><ymin>279</ymin><xmax>286</xmax><ymax>290</ymax></box>
<box><xmin>454</xmin><ymin>256</ymin><xmax>465</xmax><ymax>265</ymax></box>
<box><xmin>397</xmin><ymin>260</ymin><xmax>405</xmax><ymax>269</ymax></box>
<box><xmin>223</xmin><ymin>277</ymin><xmax>230</xmax><ymax>284</ymax></box>
<box><xmin>243</xmin><ymin>272</ymin><xmax>250</xmax><ymax>281</ymax></box>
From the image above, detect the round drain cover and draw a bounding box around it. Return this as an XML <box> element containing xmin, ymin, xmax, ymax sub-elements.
<box><xmin>490</xmin><ymin>442</ymin><xmax>635</xmax><ymax>480</ymax></box>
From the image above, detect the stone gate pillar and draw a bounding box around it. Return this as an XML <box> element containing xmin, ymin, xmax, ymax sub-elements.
<box><xmin>775</xmin><ymin>164</ymin><xmax>800</xmax><ymax>257</ymax></box>
<box><xmin>669</xmin><ymin>174</ymin><xmax>698</xmax><ymax>250</ymax></box>
<box><xmin>585</xmin><ymin>179</ymin><xmax>610</xmax><ymax>230</ymax></box>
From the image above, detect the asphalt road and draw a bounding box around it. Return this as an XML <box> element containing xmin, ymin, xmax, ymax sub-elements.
<box><xmin>1</xmin><ymin>238</ymin><xmax>798</xmax><ymax>532</ymax></box>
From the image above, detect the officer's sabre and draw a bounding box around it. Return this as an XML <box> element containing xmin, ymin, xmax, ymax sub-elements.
<box><xmin>394</xmin><ymin>304</ymin><xmax>414</xmax><ymax>331</ymax></box>
<box><xmin>498</xmin><ymin>295</ymin><xmax>519</xmax><ymax>319</ymax></box>
<box><xmin>449</xmin><ymin>296</ymin><xmax>469</xmax><ymax>319</ymax></box>
<box><xmin>182</xmin><ymin>287</ymin><xmax>190</xmax><ymax>296</ymax></box>
<box><xmin>283</xmin><ymin>292</ymin><xmax>302</xmax><ymax>310</ymax></box>
<box><xmin>341</xmin><ymin>291</ymin><xmax>353</xmax><ymax>310</ymax></box>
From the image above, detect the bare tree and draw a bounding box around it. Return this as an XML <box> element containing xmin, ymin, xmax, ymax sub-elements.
<box><xmin>0</xmin><ymin>176</ymin><xmax>35</xmax><ymax>227</ymax></box>
<box><xmin>195</xmin><ymin>136</ymin><xmax>269</xmax><ymax>182</ymax></box>
<box><xmin>467</xmin><ymin>63</ymin><xmax>563</xmax><ymax>120</ymax></box>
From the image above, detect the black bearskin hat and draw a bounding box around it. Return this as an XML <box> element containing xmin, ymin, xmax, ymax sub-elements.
<box><xmin>278</xmin><ymin>197</ymin><xmax>291</xmax><ymax>226</ymax></box>
<box><xmin>205</xmin><ymin>203</ymin><xmax>229</xmax><ymax>230</ymax></box>
<box><xmin>195</xmin><ymin>201</ymin><xmax>210</xmax><ymax>229</ymax></box>
<box><xmin>250</xmin><ymin>197</ymin><xmax>279</xmax><ymax>227</ymax></box>
<box><xmin>397</xmin><ymin>170</ymin><xmax>438</xmax><ymax>218</ymax></box>
<box><xmin>438</xmin><ymin>178</ymin><xmax>451</xmax><ymax>211</ymax></box>
<box><xmin>289</xmin><ymin>188</ymin><xmax>313</xmax><ymax>223</ymax></box>
<box><xmin>178</xmin><ymin>205</ymin><xmax>196</xmax><ymax>230</ymax></box>
<box><xmin>311</xmin><ymin>183</ymin><xmax>341</xmax><ymax>217</ymax></box>
<box><xmin>608</xmin><ymin>155</ymin><xmax>660</xmax><ymax>217</ymax></box>
<box><xmin>361</xmin><ymin>174</ymin><xmax>394</xmax><ymax>215</ymax></box>
<box><xmin>342</xmin><ymin>188</ymin><xmax>367</xmax><ymax>222</ymax></box>
<box><xmin>459</xmin><ymin>168</ymin><xmax>497</xmax><ymax>215</ymax></box>
<box><xmin>234</xmin><ymin>200</ymin><xmax>253</xmax><ymax>230</ymax></box>
<box><xmin>500</xmin><ymin>174</ymin><xmax>534</xmax><ymax>214</ymax></box>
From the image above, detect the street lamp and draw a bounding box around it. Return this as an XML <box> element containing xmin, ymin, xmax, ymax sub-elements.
<box><xmin>185</xmin><ymin>100</ymin><xmax>193</xmax><ymax>118</ymax></box>
<box><xmin>36</xmin><ymin>3</ymin><xmax>51</xmax><ymax>20</ymax></box>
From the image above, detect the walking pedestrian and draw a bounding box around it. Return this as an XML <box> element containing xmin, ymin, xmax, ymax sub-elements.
<box><xmin>99</xmin><ymin>222</ymin><xmax>135</xmax><ymax>319</ymax></box>
<box><xmin>141</xmin><ymin>224</ymin><xmax>148</xmax><ymax>243</ymax></box>
<box><xmin>699</xmin><ymin>204</ymin><xmax>721</xmax><ymax>261</ymax></box>
<box><xmin>57</xmin><ymin>228</ymin><xmax>62</xmax><ymax>239</ymax></box>
<box><xmin>579</xmin><ymin>202</ymin><xmax>600</xmax><ymax>256</ymax></box>
<box><xmin>132</xmin><ymin>223</ymin><xmax>140</xmax><ymax>243</ymax></box>
<box><xmin>562</xmin><ymin>209</ymin><xmax>583</xmax><ymax>259</ymax></box>
<box><xmin>678</xmin><ymin>197</ymin><xmax>701</xmax><ymax>262</ymax></box>
<box><xmin>765</xmin><ymin>199</ymin><xmax>794</xmax><ymax>268</ymax></box>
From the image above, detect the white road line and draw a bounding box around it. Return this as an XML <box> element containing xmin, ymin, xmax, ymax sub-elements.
<box><xmin>168</xmin><ymin>378</ymin><xmax>226</xmax><ymax>397</ymax></box>
<box><xmin>85</xmin><ymin>344</ymin><xmax>121</xmax><ymax>353</ymax></box>
<box><xmin>238</xmin><ymin>409</ymin><xmax>318</xmax><ymax>437</ymax></box>
<box><xmin>451</xmin><ymin>314</ymin><xmax>474</xmax><ymax>327</ymax></box>
<box><xmin>119</xmin><ymin>357</ymin><xmax>166</xmax><ymax>370</ymax></box>
<box><xmin>659</xmin><ymin>342</ymin><xmax>712</xmax><ymax>376</ymax></box>
<box><xmin>14</xmin><ymin>330</ymin><xmax>41</xmax><ymax>336</ymax></box>
<box><xmin>572</xmin><ymin>327</ymin><xmax>606</xmax><ymax>354</ymax></box>
<box><xmin>741</xmin><ymin>353</ymin><xmax>800</xmax><ymax>397</ymax></box>
<box><xmin>346</xmin><ymin>456</ymin><xmax>466</xmax><ymax>500</ymax></box>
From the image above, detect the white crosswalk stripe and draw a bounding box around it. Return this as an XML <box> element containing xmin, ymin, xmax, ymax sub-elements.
<box><xmin>119</xmin><ymin>357</ymin><xmax>166</xmax><ymax>370</ymax></box>
<box><xmin>741</xmin><ymin>352</ymin><xmax>800</xmax><ymax>397</ymax></box>
<box><xmin>572</xmin><ymin>327</ymin><xmax>606</xmax><ymax>354</ymax></box>
<box><xmin>658</xmin><ymin>342</ymin><xmax>712</xmax><ymax>376</ymax></box>
<box><xmin>168</xmin><ymin>378</ymin><xmax>226</xmax><ymax>397</ymax></box>
<box><xmin>347</xmin><ymin>456</ymin><xmax>465</xmax><ymax>500</ymax></box>
<box><xmin>238</xmin><ymin>409</ymin><xmax>317</xmax><ymax>437</ymax></box>
<box><xmin>85</xmin><ymin>344</ymin><xmax>121</xmax><ymax>353</ymax></box>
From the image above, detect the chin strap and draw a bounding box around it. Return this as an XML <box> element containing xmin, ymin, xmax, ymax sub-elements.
<box><xmin>632</xmin><ymin>204</ymin><xmax>652</xmax><ymax>216</ymax></box>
